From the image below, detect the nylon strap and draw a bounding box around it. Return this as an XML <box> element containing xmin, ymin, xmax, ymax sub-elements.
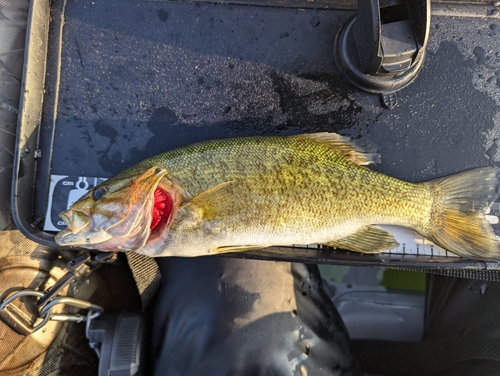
<box><xmin>125</xmin><ymin>252</ymin><xmax>162</xmax><ymax>309</ymax></box>
<box><xmin>394</xmin><ymin>267</ymin><xmax>500</xmax><ymax>282</ymax></box>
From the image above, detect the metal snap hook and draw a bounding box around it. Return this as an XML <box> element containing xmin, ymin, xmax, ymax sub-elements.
<box><xmin>0</xmin><ymin>290</ymin><xmax>53</xmax><ymax>334</ymax></box>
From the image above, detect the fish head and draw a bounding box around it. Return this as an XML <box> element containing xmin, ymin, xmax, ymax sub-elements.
<box><xmin>55</xmin><ymin>166</ymin><xmax>186</xmax><ymax>252</ymax></box>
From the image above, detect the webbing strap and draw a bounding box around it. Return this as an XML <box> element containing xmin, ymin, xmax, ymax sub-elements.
<box><xmin>425</xmin><ymin>268</ymin><xmax>500</xmax><ymax>281</ymax></box>
<box><xmin>125</xmin><ymin>252</ymin><xmax>162</xmax><ymax>309</ymax></box>
<box><xmin>395</xmin><ymin>267</ymin><xmax>500</xmax><ymax>282</ymax></box>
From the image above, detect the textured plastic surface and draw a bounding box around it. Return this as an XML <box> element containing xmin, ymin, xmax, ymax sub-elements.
<box><xmin>88</xmin><ymin>314</ymin><xmax>143</xmax><ymax>376</ymax></box>
<box><xmin>331</xmin><ymin>284</ymin><xmax>425</xmax><ymax>341</ymax></box>
<box><xmin>11</xmin><ymin>0</ymin><xmax>51</xmax><ymax>243</ymax></box>
<box><xmin>12</xmin><ymin>0</ymin><xmax>500</xmax><ymax>268</ymax></box>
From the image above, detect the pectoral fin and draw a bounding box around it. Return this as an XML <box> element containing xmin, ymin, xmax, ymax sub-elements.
<box><xmin>186</xmin><ymin>180</ymin><xmax>248</xmax><ymax>221</ymax></box>
<box><xmin>324</xmin><ymin>225</ymin><xmax>399</xmax><ymax>254</ymax></box>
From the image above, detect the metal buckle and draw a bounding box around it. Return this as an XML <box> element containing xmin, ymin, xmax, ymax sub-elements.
<box><xmin>0</xmin><ymin>290</ymin><xmax>52</xmax><ymax>335</ymax></box>
<box><xmin>0</xmin><ymin>252</ymin><xmax>112</xmax><ymax>335</ymax></box>
<box><xmin>0</xmin><ymin>290</ymin><xmax>105</xmax><ymax>335</ymax></box>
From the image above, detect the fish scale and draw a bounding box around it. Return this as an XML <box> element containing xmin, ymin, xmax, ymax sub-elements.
<box><xmin>55</xmin><ymin>133</ymin><xmax>500</xmax><ymax>260</ymax></box>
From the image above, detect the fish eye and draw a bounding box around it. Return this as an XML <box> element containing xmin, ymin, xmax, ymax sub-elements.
<box><xmin>93</xmin><ymin>187</ymin><xmax>107</xmax><ymax>200</ymax></box>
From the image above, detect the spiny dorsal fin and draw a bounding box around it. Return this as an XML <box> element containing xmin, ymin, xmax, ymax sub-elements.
<box><xmin>293</xmin><ymin>132</ymin><xmax>379</xmax><ymax>165</ymax></box>
<box><xmin>324</xmin><ymin>225</ymin><xmax>399</xmax><ymax>253</ymax></box>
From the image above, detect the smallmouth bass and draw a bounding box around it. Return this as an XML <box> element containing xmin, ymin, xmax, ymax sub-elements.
<box><xmin>55</xmin><ymin>133</ymin><xmax>500</xmax><ymax>259</ymax></box>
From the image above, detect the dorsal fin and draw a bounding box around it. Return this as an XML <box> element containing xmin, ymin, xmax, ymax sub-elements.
<box><xmin>293</xmin><ymin>132</ymin><xmax>379</xmax><ymax>165</ymax></box>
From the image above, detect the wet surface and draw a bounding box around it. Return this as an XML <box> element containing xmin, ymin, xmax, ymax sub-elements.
<box><xmin>363</xmin><ymin>41</ymin><xmax>499</xmax><ymax>182</ymax></box>
<box><xmin>19</xmin><ymin>0</ymin><xmax>500</xmax><ymax>253</ymax></box>
<box><xmin>46</xmin><ymin>1</ymin><xmax>500</xmax><ymax>185</ymax></box>
<box><xmin>48</xmin><ymin>2</ymin><xmax>363</xmax><ymax>176</ymax></box>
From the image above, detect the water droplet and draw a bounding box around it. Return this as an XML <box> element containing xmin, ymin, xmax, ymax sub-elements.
<box><xmin>481</xmin><ymin>283</ymin><xmax>487</xmax><ymax>295</ymax></box>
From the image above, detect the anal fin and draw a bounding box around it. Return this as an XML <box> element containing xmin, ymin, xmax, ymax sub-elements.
<box><xmin>324</xmin><ymin>226</ymin><xmax>399</xmax><ymax>254</ymax></box>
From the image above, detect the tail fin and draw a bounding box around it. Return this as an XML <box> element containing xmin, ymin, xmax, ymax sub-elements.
<box><xmin>424</xmin><ymin>167</ymin><xmax>500</xmax><ymax>259</ymax></box>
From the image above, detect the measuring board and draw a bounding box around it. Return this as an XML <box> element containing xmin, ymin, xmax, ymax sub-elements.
<box><xmin>44</xmin><ymin>174</ymin><xmax>500</xmax><ymax>258</ymax></box>
<box><xmin>43</xmin><ymin>175</ymin><xmax>107</xmax><ymax>232</ymax></box>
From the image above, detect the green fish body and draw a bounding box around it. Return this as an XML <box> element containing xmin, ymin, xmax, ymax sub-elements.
<box><xmin>55</xmin><ymin>133</ymin><xmax>500</xmax><ymax>259</ymax></box>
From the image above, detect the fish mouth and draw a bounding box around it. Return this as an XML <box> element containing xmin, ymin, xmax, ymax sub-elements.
<box><xmin>55</xmin><ymin>207</ymin><xmax>115</xmax><ymax>247</ymax></box>
<box><xmin>55</xmin><ymin>225</ymin><xmax>114</xmax><ymax>246</ymax></box>
<box><xmin>55</xmin><ymin>167</ymin><xmax>175</xmax><ymax>251</ymax></box>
